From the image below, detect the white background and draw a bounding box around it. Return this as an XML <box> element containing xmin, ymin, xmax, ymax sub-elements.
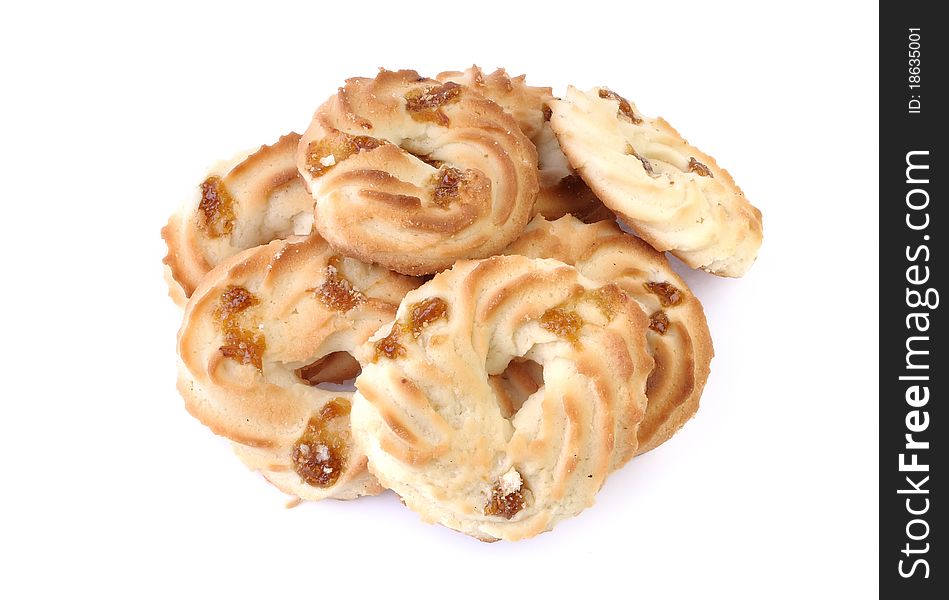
<box><xmin>1</xmin><ymin>1</ymin><xmax>878</xmax><ymax>597</ymax></box>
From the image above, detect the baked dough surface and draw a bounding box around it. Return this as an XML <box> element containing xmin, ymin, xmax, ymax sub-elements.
<box><xmin>177</xmin><ymin>234</ymin><xmax>418</xmax><ymax>500</ymax></box>
<box><xmin>549</xmin><ymin>87</ymin><xmax>762</xmax><ymax>276</ymax></box>
<box><xmin>505</xmin><ymin>215</ymin><xmax>713</xmax><ymax>453</ymax></box>
<box><xmin>297</xmin><ymin>69</ymin><xmax>539</xmax><ymax>275</ymax></box>
<box><xmin>350</xmin><ymin>255</ymin><xmax>652</xmax><ymax>540</ymax></box>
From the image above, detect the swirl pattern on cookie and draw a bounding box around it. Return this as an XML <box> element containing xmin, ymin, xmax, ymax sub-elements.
<box><xmin>548</xmin><ymin>87</ymin><xmax>763</xmax><ymax>276</ymax></box>
<box><xmin>176</xmin><ymin>234</ymin><xmax>419</xmax><ymax>500</ymax></box>
<box><xmin>437</xmin><ymin>67</ymin><xmax>611</xmax><ymax>223</ymax></box>
<box><xmin>296</xmin><ymin>69</ymin><xmax>539</xmax><ymax>276</ymax></box>
<box><xmin>350</xmin><ymin>255</ymin><xmax>652</xmax><ymax>540</ymax></box>
<box><xmin>505</xmin><ymin>215</ymin><xmax>713</xmax><ymax>453</ymax></box>
<box><xmin>162</xmin><ymin>133</ymin><xmax>315</xmax><ymax>305</ymax></box>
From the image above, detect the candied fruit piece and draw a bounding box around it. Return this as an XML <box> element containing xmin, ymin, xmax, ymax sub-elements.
<box><xmin>318</xmin><ymin>398</ymin><xmax>352</xmax><ymax>421</ymax></box>
<box><xmin>648</xmin><ymin>310</ymin><xmax>670</xmax><ymax>335</ymax></box>
<box><xmin>215</xmin><ymin>286</ymin><xmax>265</xmax><ymax>370</ymax></box>
<box><xmin>291</xmin><ymin>399</ymin><xmax>352</xmax><ymax>488</ymax></box>
<box><xmin>598</xmin><ymin>88</ymin><xmax>642</xmax><ymax>124</ymax></box>
<box><xmin>304</xmin><ymin>132</ymin><xmax>384</xmax><ymax>177</ymax></box>
<box><xmin>644</xmin><ymin>281</ymin><xmax>683</xmax><ymax>307</ymax></box>
<box><xmin>197</xmin><ymin>175</ymin><xmax>235</xmax><ymax>238</ymax></box>
<box><xmin>372</xmin><ymin>297</ymin><xmax>447</xmax><ymax>361</ymax></box>
<box><xmin>485</xmin><ymin>488</ymin><xmax>525</xmax><ymax>519</ymax></box>
<box><xmin>374</xmin><ymin>328</ymin><xmax>406</xmax><ymax>361</ymax></box>
<box><xmin>587</xmin><ymin>285</ymin><xmax>623</xmax><ymax>320</ymax></box>
<box><xmin>540</xmin><ymin>308</ymin><xmax>583</xmax><ymax>343</ymax></box>
<box><xmin>484</xmin><ymin>470</ymin><xmax>526</xmax><ymax>519</ymax></box>
<box><xmin>404</xmin><ymin>82</ymin><xmax>463</xmax><ymax>126</ymax></box>
<box><xmin>431</xmin><ymin>167</ymin><xmax>466</xmax><ymax>208</ymax></box>
<box><xmin>313</xmin><ymin>257</ymin><xmax>365</xmax><ymax>312</ymax></box>
<box><xmin>219</xmin><ymin>331</ymin><xmax>266</xmax><ymax>369</ymax></box>
<box><xmin>407</xmin><ymin>297</ymin><xmax>449</xmax><ymax>338</ymax></box>
<box><xmin>215</xmin><ymin>286</ymin><xmax>258</xmax><ymax>318</ymax></box>
<box><xmin>688</xmin><ymin>157</ymin><xmax>713</xmax><ymax>177</ymax></box>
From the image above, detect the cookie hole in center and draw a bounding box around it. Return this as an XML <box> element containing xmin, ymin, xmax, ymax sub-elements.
<box><xmin>490</xmin><ymin>359</ymin><xmax>543</xmax><ymax>420</ymax></box>
<box><xmin>408</xmin><ymin>150</ymin><xmax>445</xmax><ymax>169</ymax></box>
<box><xmin>296</xmin><ymin>351</ymin><xmax>361</xmax><ymax>392</ymax></box>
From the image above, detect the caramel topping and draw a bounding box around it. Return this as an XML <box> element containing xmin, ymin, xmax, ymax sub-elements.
<box><xmin>688</xmin><ymin>157</ymin><xmax>713</xmax><ymax>177</ymax></box>
<box><xmin>404</xmin><ymin>82</ymin><xmax>463</xmax><ymax>126</ymax></box>
<box><xmin>374</xmin><ymin>328</ymin><xmax>406</xmax><ymax>361</ymax></box>
<box><xmin>484</xmin><ymin>483</ymin><xmax>526</xmax><ymax>519</ymax></box>
<box><xmin>215</xmin><ymin>286</ymin><xmax>265</xmax><ymax>370</ymax></box>
<box><xmin>644</xmin><ymin>281</ymin><xmax>683</xmax><ymax>307</ymax></box>
<box><xmin>598</xmin><ymin>88</ymin><xmax>642</xmax><ymax>123</ymax></box>
<box><xmin>407</xmin><ymin>297</ymin><xmax>449</xmax><ymax>338</ymax></box>
<box><xmin>431</xmin><ymin>167</ymin><xmax>466</xmax><ymax>208</ymax></box>
<box><xmin>542</xmin><ymin>104</ymin><xmax>552</xmax><ymax>121</ymax></box>
<box><xmin>540</xmin><ymin>308</ymin><xmax>583</xmax><ymax>343</ymax></box>
<box><xmin>291</xmin><ymin>398</ymin><xmax>352</xmax><ymax>488</ymax></box>
<box><xmin>648</xmin><ymin>310</ymin><xmax>670</xmax><ymax>335</ymax></box>
<box><xmin>626</xmin><ymin>144</ymin><xmax>656</xmax><ymax>176</ymax></box>
<box><xmin>197</xmin><ymin>176</ymin><xmax>235</xmax><ymax>238</ymax></box>
<box><xmin>312</xmin><ymin>257</ymin><xmax>364</xmax><ymax>312</ymax></box>
<box><xmin>304</xmin><ymin>132</ymin><xmax>385</xmax><ymax>177</ymax></box>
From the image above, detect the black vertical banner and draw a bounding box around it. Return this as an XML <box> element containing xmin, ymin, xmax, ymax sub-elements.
<box><xmin>880</xmin><ymin>1</ymin><xmax>944</xmax><ymax>595</ymax></box>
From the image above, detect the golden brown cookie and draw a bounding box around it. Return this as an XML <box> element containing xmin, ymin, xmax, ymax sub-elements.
<box><xmin>549</xmin><ymin>87</ymin><xmax>763</xmax><ymax>276</ymax></box>
<box><xmin>296</xmin><ymin>69</ymin><xmax>539</xmax><ymax>276</ymax></box>
<box><xmin>162</xmin><ymin>133</ymin><xmax>314</xmax><ymax>305</ymax></box>
<box><xmin>176</xmin><ymin>234</ymin><xmax>419</xmax><ymax>500</ymax></box>
<box><xmin>350</xmin><ymin>255</ymin><xmax>653</xmax><ymax>540</ymax></box>
<box><xmin>437</xmin><ymin>67</ymin><xmax>611</xmax><ymax>223</ymax></box>
<box><xmin>505</xmin><ymin>215</ymin><xmax>713</xmax><ymax>453</ymax></box>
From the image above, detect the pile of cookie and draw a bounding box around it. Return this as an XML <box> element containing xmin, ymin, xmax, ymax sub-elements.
<box><xmin>163</xmin><ymin>67</ymin><xmax>762</xmax><ymax>542</ymax></box>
